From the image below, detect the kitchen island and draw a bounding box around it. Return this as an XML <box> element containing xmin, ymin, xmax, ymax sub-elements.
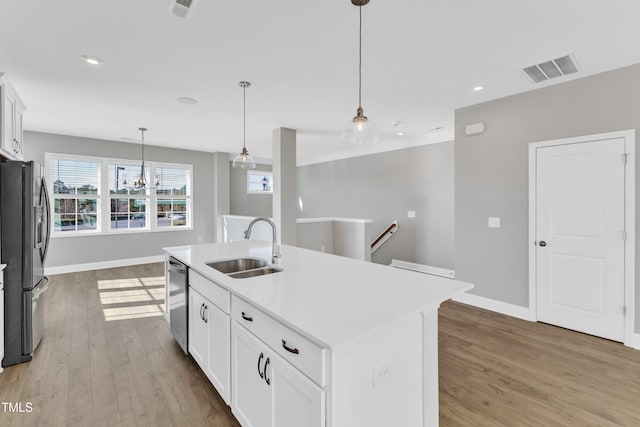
<box><xmin>164</xmin><ymin>241</ymin><xmax>472</xmax><ymax>427</ymax></box>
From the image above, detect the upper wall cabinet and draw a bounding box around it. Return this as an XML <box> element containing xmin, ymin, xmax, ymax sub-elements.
<box><xmin>0</xmin><ymin>74</ymin><xmax>26</xmax><ymax>161</ymax></box>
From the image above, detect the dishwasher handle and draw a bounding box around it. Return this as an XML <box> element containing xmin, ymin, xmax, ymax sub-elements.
<box><xmin>168</xmin><ymin>260</ymin><xmax>187</xmax><ymax>275</ymax></box>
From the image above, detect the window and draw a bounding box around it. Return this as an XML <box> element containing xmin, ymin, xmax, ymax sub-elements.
<box><xmin>156</xmin><ymin>166</ymin><xmax>190</xmax><ymax>228</ymax></box>
<box><xmin>51</xmin><ymin>158</ymin><xmax>100</xmax><ymax>233</ymax></box>
<box><xmin>247</xmin><ymin>170</ymin><xmax>273</xmax><ymax>194</ymax></box>
<box><xmin>46</xmin><ymin>153</ymin><xmax>192</xmax><ymax>236</ymax></box>
<box><xmin>108</xmin><ymin>162</ymin><xmax>147</xmax><ymax>230</ymax></box>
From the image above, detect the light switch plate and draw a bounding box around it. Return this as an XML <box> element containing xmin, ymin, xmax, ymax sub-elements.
<box><xmin>407</xmin><ymin>211</ymin><xmax>416</xmax><ymax>218</ymax></box>
<box><xmin>488</xmin><ymin>217</ymin><xmax>501</xmax><ymax>228</ymax></box>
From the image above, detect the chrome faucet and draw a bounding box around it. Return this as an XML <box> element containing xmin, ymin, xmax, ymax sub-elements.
<box><xmin>244</xmin><ymin>217</ymin><xmax>281</xmax><ymax>264</ymax></box>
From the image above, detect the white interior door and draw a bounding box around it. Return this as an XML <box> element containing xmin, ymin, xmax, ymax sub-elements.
<box><xmin>536</xmin><ymin>137</ymin><xmax>626</xmax><ymax>341</ymax></box>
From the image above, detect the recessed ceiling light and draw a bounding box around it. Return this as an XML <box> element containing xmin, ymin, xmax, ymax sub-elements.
<box><xmin>473</xmin><ymin>86</ymin><xmax>484</xmax><ymax>92</ymax></box>
<box><xmin>81</xmin><ymin>55</ymin><xmax>104</xmax><ymax>66</ymax></box>
<box><xmin>177</xmin><ymin>97</ymin><xmax>197</xmax><ymax>105</ymax></box>
<box><xmin>397</xmin><ymin>131</ymin><xmax>405</xmax><ymax>136</ymax></box>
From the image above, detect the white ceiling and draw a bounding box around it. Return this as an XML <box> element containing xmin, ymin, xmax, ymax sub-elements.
<box><xmin>2</xmin><ymin>0</ymin><xmax>640</xmax><ymax>165</ymax></box>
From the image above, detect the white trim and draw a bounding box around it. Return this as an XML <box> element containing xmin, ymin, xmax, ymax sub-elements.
<box><xmin>633</xmin><ymin>333</ymin><xmax>640</xmax><ymax>350</ymax></box>
<box><xmin>452</xmin><ymin>292</ymin><xmax>535</xmax><ymax>321</ymax></box>
<box><xmin>44</xmin><ymin>255</ymin><xmax>165</xmax><ymax>275</ymax></box>
<box><xmin>528</xmin><ymin>129</ymin><xmax>636</xmax><ymax>347</ymax></box>
<box><xmin>389</xmin><ymin>259</ymin><xmax>454</xmax><ymax>279</ymax></box>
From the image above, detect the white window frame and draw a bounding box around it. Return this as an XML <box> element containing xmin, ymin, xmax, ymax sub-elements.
<box><xmin>45</xmin><ymin>152</ymin><xmax>193</xmax><ymax>237</ymax></box>
<box><xmin>247</xmin><ymin>170</ymin><xmax>273</xmax><ymax>194</ymax></box>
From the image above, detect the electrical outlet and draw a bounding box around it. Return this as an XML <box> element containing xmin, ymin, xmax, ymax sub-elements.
<box><xmin>320</xmin><ymin>245</ymin><xmax>326</xmax><ymax>253</ymax></box>
<box><xmin>407</xmin><ymin>210</ymin><xmax>416</xmax><ymax>218</ymax></box>
<box><xmin>373</xmin><ymin>362</ymin><xmax>392</xmax><ymax>387</ymax></box>
<box><xmin>488</xmin><ymin>217</ymin><xmax>501</xmax><ymax>228</ymax></box>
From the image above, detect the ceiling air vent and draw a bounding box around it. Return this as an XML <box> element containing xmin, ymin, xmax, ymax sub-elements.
<box><xmin>168</xmin><ymin>0</ymin><xmax>198</xmax><ymax>19</ymax></box>
<box><xmin>522</xmin><ymin>54</ymin><xmax>579</xmax><ymax>84</ymax></box>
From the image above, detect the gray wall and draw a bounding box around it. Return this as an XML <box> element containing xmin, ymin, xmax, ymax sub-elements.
<box><xmin>25</xmin><ymin>131</ymin><xmax>215</xmax><ymax>268</ymax></box>
<box><xmin>455</xmin><ymin>63</ymin><xmax>640</xmax><ymax>333</ymax></box>
<box><xmin>297</xmin><ymin>142</ymin><xmax>455</xmax><ymax>269</ymax></box>
<box><xmin>229</xmin><ymin>162</ymin><xmax>273</xmax><ymax>218</ymax></box>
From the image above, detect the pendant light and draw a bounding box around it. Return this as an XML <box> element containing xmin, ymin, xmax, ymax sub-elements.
<box><xmin>232</xmin><ymin>81</ymin><xmax>257</xmax><ymax>169</ymax></box>
<box><xmin>133</xmin><ymin>127</ymin><xmax>159</xmax><ymax>189</ymax></box>
<box><xmin>341</xmin><ymin>0</ymin><xmax>379</xmax><ymax>145</ymax></box>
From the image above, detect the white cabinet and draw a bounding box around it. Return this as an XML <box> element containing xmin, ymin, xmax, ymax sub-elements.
<box><xmin>0</xmin><ymin>74</ymin><xmax>25</xmax><ymax>160</ymax></box>
<box><xmin>231</xmin><ymin>321</ymin><xmax>324</xmax><ymax>427</ymax></box>
<box><xmin>188</xmin><ymin>271</ymin><xmax>231</xmax><ymax>404</ymax></box>
<box><xmin>188</xmin><ymin>287</ymin><xmax>208</xmax><ymax>367</ymax></box>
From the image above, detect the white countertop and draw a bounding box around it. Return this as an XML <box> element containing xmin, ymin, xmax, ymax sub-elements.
<box><xmin>164</xmin><ymin>241</ymin><xmax>473</xmax><ymax>349</ymax></box>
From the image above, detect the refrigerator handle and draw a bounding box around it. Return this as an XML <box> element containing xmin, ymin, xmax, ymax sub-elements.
<box><xmin>41</xmin><ymin>177</ymin><xmax>52</xmax><ymax>263</ymax></box>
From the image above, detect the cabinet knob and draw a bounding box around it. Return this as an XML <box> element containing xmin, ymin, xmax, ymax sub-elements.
<box><xmin>539</xmin><ymin>241</ymin><xmax>547</xmax><ymax>247</ymax></box>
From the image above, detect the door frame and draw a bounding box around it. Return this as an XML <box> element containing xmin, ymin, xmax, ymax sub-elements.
<box><xmin>528</xmin><ymin>129</ymin><xmax>635</xmax><ymax>347</ymax></box>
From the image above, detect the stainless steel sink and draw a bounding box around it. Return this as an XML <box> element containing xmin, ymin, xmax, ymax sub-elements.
<box><xmin>206</xmin><ymin>258</ymin><xmax>268</xmax><ymax>274</ymax></box>
<box><xmin>206</xmin><ymin>257</ymin><xmax>283</xmax><ymax>279</ymax></box>
<box><xmin>228</xmin><ymin>266</ymin><xmax>283</xmax><ymax>279</ymax></box>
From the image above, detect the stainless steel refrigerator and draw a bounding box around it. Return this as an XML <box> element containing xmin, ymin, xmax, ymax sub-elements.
<box><xmin>0</xmin><ymin>160</ymin><xmax>51</xmax><ymax>367</ymax></box>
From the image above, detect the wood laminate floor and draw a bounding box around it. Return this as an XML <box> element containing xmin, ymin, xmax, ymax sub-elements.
<box><xmin>0</xmin><ymin>263</ymin><xmax>638</xmax><ymax>426</ymax></box>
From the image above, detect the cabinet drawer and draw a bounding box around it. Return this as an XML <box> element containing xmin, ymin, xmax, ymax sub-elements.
<box><xmin>189</xmin><ymin>270</ymin><xmax>230</xmax><ymax>314</ymax></box>
<box><xmin>232</xmin><ymin>295</ymin><xmax>326</xmax><ymax>387</ymax></box>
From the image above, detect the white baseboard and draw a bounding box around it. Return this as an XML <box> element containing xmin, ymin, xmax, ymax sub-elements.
<box><xmin>633</xmin><ymin>333</ymin><xmax>640</xmax><ymax>350</ymax></box>
<box><xmin>44</xmin><ymin>255</ymin><xmax>165</xmax><ymax>275</ymax></box>
<box><xmin>389</xmin><ymin>259</ymin><xmax>455</xmax><ymax>279</ymax></box>
<box><xmin>452</xmin><ymin>292</ymin><xmax>534</xmax><ymax>321</ymax></box>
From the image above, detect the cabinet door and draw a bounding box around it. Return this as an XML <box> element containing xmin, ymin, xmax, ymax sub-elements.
<box><xmin>232</xmin><ymin>321</ymin><xmax>271</xmax><ymax>427</ymax></box>
<box><xmin>2</xmin><ymin>87</ymin><xmax>15</xmax><ymax>156</ymax></box>
<box><xmin>269</xmin><ymin>348</ymin><xmax>325</xmax><ymax>427</ymax></box>
<box><xmin>13</xmin><ymin>105</ymin><xmax>23</xmax><ymax>160</ymax></box>
<box><xmin>205</xmin><ymin>302</ymin><xmax>231</xmax><ymax>405</ymax></box>
<box><xmin>188</xmin><ymin>287</ymin><xmax>208</xmax><ymax>369</ymax></box>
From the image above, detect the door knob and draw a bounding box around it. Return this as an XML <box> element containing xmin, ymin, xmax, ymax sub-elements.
<box><xmin>539</xmin><ymin>241</ymin><xmax>547</xmax><ymax>247</ymax></box>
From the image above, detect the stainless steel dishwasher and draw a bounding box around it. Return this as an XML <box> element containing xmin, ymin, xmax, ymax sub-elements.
<box><xmin>168</xmin><ymin>257</ymin><xmax>188</xmax><ymax>353</ymax></box>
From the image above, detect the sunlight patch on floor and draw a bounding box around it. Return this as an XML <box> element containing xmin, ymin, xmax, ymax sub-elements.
<box><xmin>97</xmin><ymin>276</ymin><xmax>165</xmax><ymax>321</ymax></box>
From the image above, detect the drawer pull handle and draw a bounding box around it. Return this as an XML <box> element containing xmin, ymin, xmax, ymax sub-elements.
<box><xmin>264</xmin><ymin>357</ymin><xmax>271</xmax><ymax>385</ymax></box>
<box><xmin>282</xmin><ymin>339</ymin><xmax>300</xmax><ymax>355</ymax></box>
<box><xmin>258</xmin><ymin>352</ymin><xmax>264</xmax><ymax>379</ymax></box>
<box><xmin>241</xmin><ymin>312</ymin><xmax>253</xmax><ymax>322</ymax></box>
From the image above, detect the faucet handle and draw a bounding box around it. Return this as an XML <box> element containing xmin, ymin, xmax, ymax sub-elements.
<box><xmin>272</xmin><ymin>245</ymin><xmax>281</xmax><ymax>265</ymax></box>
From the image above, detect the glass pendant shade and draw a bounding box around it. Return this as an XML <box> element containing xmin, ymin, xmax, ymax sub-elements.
<box><xmin>233</xmin><ymin>81</ymin><xmax>257</xmax><ymax>169</ymax></box>
<box><xmin>341</xmin><ymin>107</ymin><xmax>379</xmax><ymax>145</ymax></box>
<box><xmin>232</xmin><ymin>147</ymin><xmax>257</xmax><ymax>169</ymax></box>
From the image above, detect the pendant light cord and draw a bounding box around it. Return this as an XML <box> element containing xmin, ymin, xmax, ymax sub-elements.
<box><xmin>358</xmin><ymin>4</ymin><xmax>362</xmax><ymax>109</ymax></box>
<box><xmin>243</xmin><ymin>84</ymin><xmax>247</xmax><ymax>150</ymax></box>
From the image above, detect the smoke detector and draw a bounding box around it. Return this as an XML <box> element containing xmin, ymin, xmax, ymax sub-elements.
<box><xmin>522</xmin><ymin>54</ymin><xmax>580</xmax><ymax>84</ymax></box>
<box><xmin>168</xmin><ymin>0</ymin><xmax>198</xmax><ymax>19</ymax></box>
